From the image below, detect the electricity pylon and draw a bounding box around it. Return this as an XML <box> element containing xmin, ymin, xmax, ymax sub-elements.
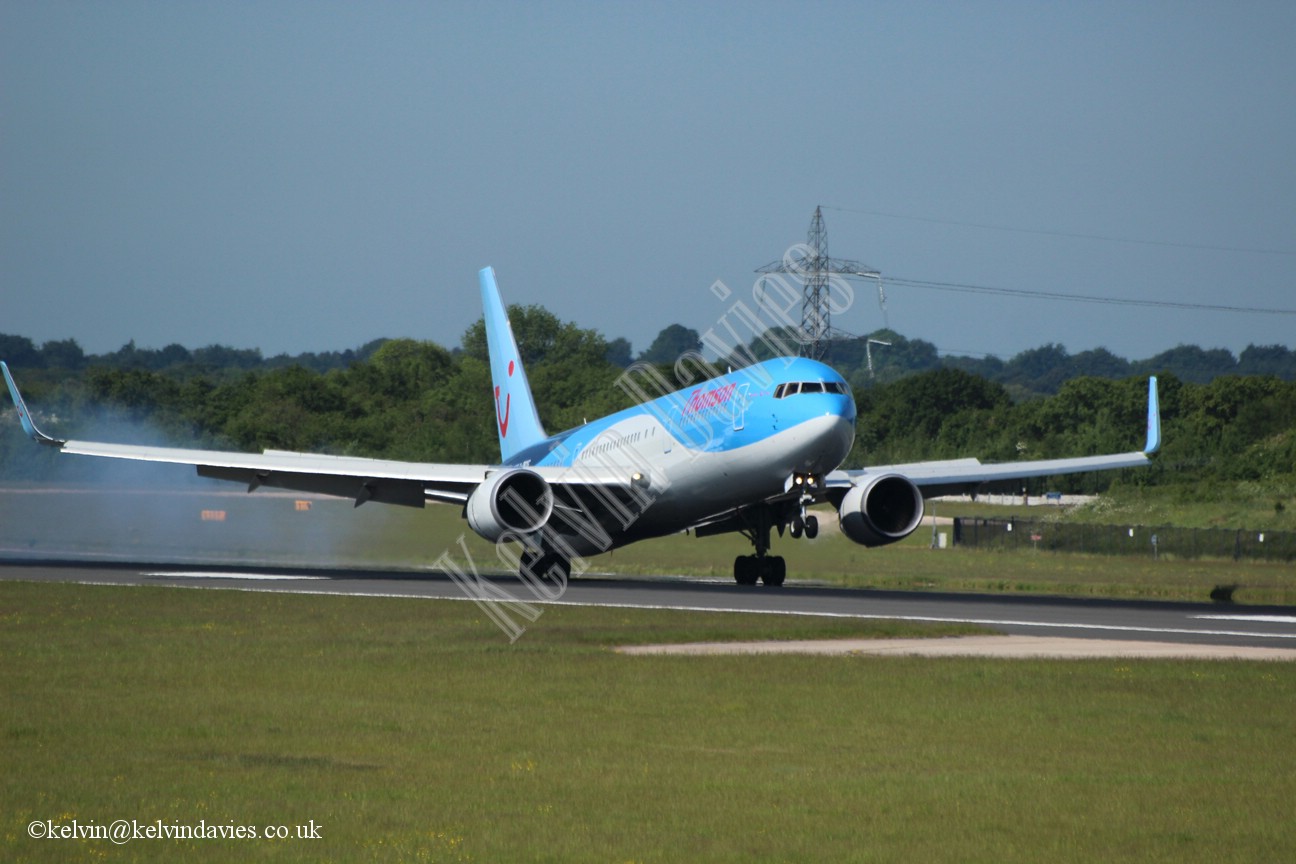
<box><xmin>755</xmin><ymin>206</ymin><xmax>880</xmax><ymax>361</ymax></box>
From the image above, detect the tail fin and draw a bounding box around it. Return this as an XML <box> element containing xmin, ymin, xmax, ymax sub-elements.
<box><xmin>480</xmin><ymin>267</ymin><xmax>547</xmax><ymax>463</ymax></box>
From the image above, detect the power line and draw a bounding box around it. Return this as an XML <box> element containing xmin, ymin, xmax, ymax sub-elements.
<box><xmin>885</xmin><ymin>276</ymin><xmax>1296</xmax><ymax>316</ymax></box>
<box><xmin>822</xmin><ymin>205</ymin><xmax>1296</xmax><ymax>257</ymax></box>
<box><xmin>755</xmin><ymin>206</ymin><xmax>879</xmax><ymax>361</ymax></box>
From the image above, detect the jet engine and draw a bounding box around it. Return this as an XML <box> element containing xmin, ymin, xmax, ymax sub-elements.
<box><xmin>465</xmin><ymin>468</ymin><xmax>554</xmax><ymax>542</ymax></box>
<box><xmin>838</xmin><ymin>474</ymin><xmax>925</xmax><ymax>547</ymax></box>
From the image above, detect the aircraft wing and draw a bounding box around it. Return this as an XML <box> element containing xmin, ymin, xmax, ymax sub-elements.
<box><xmin>825</xmin><ymin>450</ymin><xmax>1154</xmax><ymax>499</ymax></box>
<box><xmin>827</xmin><ymin>376</ymin><xmax>1161</xmax><ymax>498</ymax></box>
<box><xmin>2</xmin><ymin>362</ymin><xmax>631</xmax><ymax>508</ymax></box>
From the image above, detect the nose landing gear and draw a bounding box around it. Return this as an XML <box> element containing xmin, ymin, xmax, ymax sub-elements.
<box><xmin>789</xmin><ymin>513</ymin><xmax>819</xmax><ymax>540</ymax></box>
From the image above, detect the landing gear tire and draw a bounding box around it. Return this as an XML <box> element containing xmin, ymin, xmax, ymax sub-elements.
<box><xmin>520</xmin><ymin>549</ymin><xmax>571</xmax><ymax>594</ymax></box>
<box><xmin>761</xmin><ymin>556</ymin><xmax>786</xmax><ymax>587</ymax></box>
<box><xmin>790</xmin><ymin>517</ymin><xmax>804</xmax><ymax>539</ymax></box>
<box><xmin>804</xmin><ymin>515</ymin><xmax>819</xmax><ymax>539</ymax></box>
<box><xmin>733</xmin><ymin>555</ymin><xmax>785</xmax><ymax>587</ymax></box>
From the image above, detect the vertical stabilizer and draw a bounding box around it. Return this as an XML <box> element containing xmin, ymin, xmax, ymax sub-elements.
<box><xmin>480</xmin><ymin>267</ymin><xmax>547</xmax><ymax>463</ymax></box>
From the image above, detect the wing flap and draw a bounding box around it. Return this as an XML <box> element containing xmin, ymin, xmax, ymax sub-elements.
<box><xmin>194</xmin><ymin>465</ymin><xmax>428</xmax><ymax>507</ymax></box>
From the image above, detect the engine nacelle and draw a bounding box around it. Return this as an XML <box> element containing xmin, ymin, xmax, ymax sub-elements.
<box><xmin>465</xmin><ymin>468</ymin><xmax>554</xmax><ymax>542</ymax></box>
<box><xmin>838</xmin><ymin>473</ymin><xmax>925</xmax><ymax>547</ymax></box>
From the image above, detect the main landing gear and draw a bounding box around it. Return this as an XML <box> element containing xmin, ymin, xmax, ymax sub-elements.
<box><xmin>732</xmin><ymin>504</ymin><xmax>804</xmax><ymax>587</ymax></box>
<box><xmin>733</xmin><ymin>553</ymin><xmax>785</xmax><ymax>587</ymax></box>
<box><xmin>732</xmin><ymin>476</ymin><xmax>823</xmax><ymax>587</ymax></box>
<box><xmin>519</xmin><ymin>547</ymin><xmax>572</xmax><ymax>590</ymax></box>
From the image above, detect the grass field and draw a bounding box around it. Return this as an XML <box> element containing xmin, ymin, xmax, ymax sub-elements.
<box><xmin>3</xmin><ymin>580</ymin><xmax>1294</xmax><ymax>863</ymax></box>
<box><xmin>1073</xmin><ymin>479</ymin><xmax>1296</xmax><ymax>533</ymax></box>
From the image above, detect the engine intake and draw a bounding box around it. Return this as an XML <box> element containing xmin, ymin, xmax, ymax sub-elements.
<box><xmin>466</xmin><ymin>468</ymin><xmax>554</xmax><ymax>542</ymax></box>
<box><xmin>838</xmin><ymin>474</ymin><xmax>925</xmax><ymax>547</ymax></box>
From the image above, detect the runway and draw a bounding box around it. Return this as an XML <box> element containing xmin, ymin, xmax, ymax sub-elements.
<box><xmin>3</xmin><ymin>559</ymin><xmax>1295</xmax><ymax>655</ymax></box>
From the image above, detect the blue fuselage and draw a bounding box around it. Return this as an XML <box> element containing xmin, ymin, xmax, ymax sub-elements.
<box><xmin>505</xmin><ymin>357</ymin><xmax>857</xmax><ymax>553</ymax></box>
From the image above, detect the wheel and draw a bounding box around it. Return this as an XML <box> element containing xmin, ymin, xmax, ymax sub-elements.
<box><xmin>790</xmin><ymin>517</ymin><xmax>804</xmax><ymax>539</ymax></box>
<box><xmin>546</xmin><ymin>555</ymin><xmax>572</xmax><ymax>583</ymax></box>
<box><xmin>733</xmin><ymin>555</ymin><xmax>759</xmax><ymax>586</ymax></box>
<box><xmin>804</xmin><ymin>515</ymin><xmax>819</xmax><ymax>539</ymax></box>
<box><xmin>520</xmin><ymin>551</ymin><xmax>570</xmax><ymax>596</ymax></box>
<box><xmin>519</xmin><ymin>547</ymin><xmax>544</xmax><ymax>576</ymax></box>
<box><xmin>760</xmin><ymin>556</ymin><xmax>786</xmax><ymax>587</ymax></box>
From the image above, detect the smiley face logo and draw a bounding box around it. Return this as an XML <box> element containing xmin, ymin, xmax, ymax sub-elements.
<box><xmin>494</xmin><ymin>360</ymin><xmax>516</xmax><ymax>437</ymax></box>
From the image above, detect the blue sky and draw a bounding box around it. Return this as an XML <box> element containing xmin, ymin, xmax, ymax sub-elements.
<box><xmin>3</xmin><ymin>1</ymin><xmax>1293</xmax><ymax>362</ymax></box>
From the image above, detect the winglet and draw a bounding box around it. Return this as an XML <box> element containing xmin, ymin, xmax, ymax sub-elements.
<box><xmin>479</xmin><ymin>267</ymin><xmax>547</xmax><ymax>463</ymax></box>
<box><xmin>2</xmin><ymin>361</ymin><xmax>65</xmax><ymax>446</ymax></box>
<box><xmin>1144</xmin><ymin>376</ymin><xmax>1161</xmax><ymax>455</ymax></box>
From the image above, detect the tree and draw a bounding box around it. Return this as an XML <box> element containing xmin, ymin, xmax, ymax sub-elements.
<box><xmin>852</xmin><ymin>367</ymin><xmax>1011</xmax><ymax>465</ymax></box>
<box><xmin>1070</xmin><ymin>348</ymin><xmax>1131</xmax><ymax>380</ymax></box>
<box><xmin>1135</xmin><ymin>345</ymin><xmax>1237</xmax><ymax>384</ymax></box>
<box><xmin>1001</xmin><ymin>344</ymin><xmax>1071</xmax><ymax>393</ymax></box>
<box><xmin>191</xmin><ymin>344</ymin><xmax>263</xmax><ymax>369</ymax></box>
<box><xmin>1237</xmin><ymin>344</ymin><xmax>1295</xmax><ymax>379</ymax></box>
<box><xmin>461</xmin><ymin>304</ymin><xmax>610</xmax><ymax>368</ymax></box>
<box><xmin>100</xmin><ymin>340</ymin><xmax>194</xmax><ymax>371</ymax></box>
<box><xmin>367</xmin><ymin>339</ymin><xmax>454</xmax><ymax>400</ymax></box>
<box><xmin>604</xmin><ymin>337</ymin><xmax>633</xmax><ymax>368</ymax></box>
<box><xmin>1026</xmin><ymin>376</ymin><xmax>1142</xmax><ymax>457</ymax></box>
<box><xmin>0</xmin><ymin>334</ymin><xmax>40</xmax><ymax>368</ymax></box>
<box><xmin>638</xmin><ymin>324</ymin><xmax>701</xmax><ymax>365</ymax></box>
<box><xmin>83</xmin><ymin>367</ymin><xmax>183</xmax><ymax>421</ymax></box>
<box><xmin>40</xmin><ymin>339</ymin><xmax>86</xmax><ymax>370</ymax></box>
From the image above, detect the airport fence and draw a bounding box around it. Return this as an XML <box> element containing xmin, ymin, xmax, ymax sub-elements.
<box><xmin>951</xmin><ymin>517</ymin><xmax>1296</xmax><ymax>563</ymax></box>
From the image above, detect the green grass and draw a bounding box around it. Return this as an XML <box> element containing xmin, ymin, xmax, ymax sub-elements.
<box><xmin>1086</xmin><ymin>479</ymin><xmax>1296</xmax><ymax>532</ymax></box>
<box><xmin>929</xmin><ymin>478</ymin><xmax>1296</xmax><ymax>534</ymax></box>
<box><xmin>3</xmin><ymin>581</ymin><xmax>1295</xmax><ymax>863</ymax></box>
<box><xmin>928</xmin><ymin>485</ymin><xmax>1296</xmax><ymax>535</ymax></box>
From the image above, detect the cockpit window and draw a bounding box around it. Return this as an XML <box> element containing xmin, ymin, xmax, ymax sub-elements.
<box><xmin>775</xmin><ymin>380</ymin><xmax>848</xmax><ymax>398</ymax></box>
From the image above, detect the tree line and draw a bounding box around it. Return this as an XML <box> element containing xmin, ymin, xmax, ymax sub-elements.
<box><xmin>2</xmin><ymin>311</ymin><xmax>1294</xmax><ymax>495</ymax></box>
<box><xmin>6</xmin><ymin>323</ymin><xmax>1295</xmax><ymax>395</ymax></box>
<box><xmin>722</xmin><ymin>328</ymin><xmax>1296</xmax><ymax>396</ymax></box>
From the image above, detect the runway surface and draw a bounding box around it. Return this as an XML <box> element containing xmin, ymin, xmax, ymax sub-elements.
<box><xmin>3</xmin><ymin>559</ymin><xmax>1295</xmax><ymax>656</ymax></box>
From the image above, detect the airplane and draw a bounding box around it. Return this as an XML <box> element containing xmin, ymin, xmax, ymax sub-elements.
<box><xmin>3</xmin><ymin>267</ymin><xmax>1160</xmax><ymax>587</ymax></box>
